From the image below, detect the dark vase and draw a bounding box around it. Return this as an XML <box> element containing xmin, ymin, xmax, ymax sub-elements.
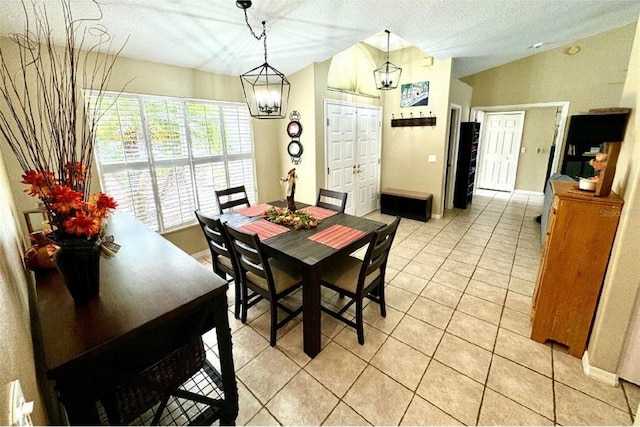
<box><xmin>53</xmin><ymin>238</ymin><xmax>101</xmax><ymax>304</ymax></box>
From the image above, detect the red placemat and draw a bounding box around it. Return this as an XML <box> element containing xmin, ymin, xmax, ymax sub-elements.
<box><xmin>298</xmin><ymin>205</ymin><xmax>339</xmax><ymax>220</ymax></box>
<box><xmin>236</xmin><ymin>203</ymin><xmax>271</xmax><ymax>217</ymax></box>
<box><xmin>308</xmin><ymin>224</ymin><xmax>366</xmax><ymax>249</ymax></box>
<box><xmin>239</xmin><ymin>219</ymin><xmax>289</xmax><ymax>240</ymax></box>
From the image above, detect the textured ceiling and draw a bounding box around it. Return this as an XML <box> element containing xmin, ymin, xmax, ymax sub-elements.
<box><xmin>0</xmin><ymin>1</ymin><xmax>639</xmax><ymax>79</ymax></box>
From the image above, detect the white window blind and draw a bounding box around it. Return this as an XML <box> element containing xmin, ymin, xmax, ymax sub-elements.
<box><xmin>88</xmin><ymin>92</ymin><xmax>256</xmax><ymax>232</ymax></box>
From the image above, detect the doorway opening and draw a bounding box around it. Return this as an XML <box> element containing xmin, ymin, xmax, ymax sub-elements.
<box><xmin>471</xmin><ymin>101</ymin><xmax>570</xmax><ymax>194</ymax></box>
<box><xmin>443</xmin><ymin>104</ymin><xmax>462</xmax><ymax>211</ymax></box>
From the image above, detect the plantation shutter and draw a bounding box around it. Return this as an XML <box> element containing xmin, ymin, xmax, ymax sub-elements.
<box><xmin>89</xmin><ymin>92</ymin><xmax>256</xmax><ymax>232</ymax></box>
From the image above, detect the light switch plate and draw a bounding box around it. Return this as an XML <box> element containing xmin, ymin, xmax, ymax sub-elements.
<box><xmin>428</xmin><ymin>155</ymin><xmax>436</xmax><ymax>163</ymax></box>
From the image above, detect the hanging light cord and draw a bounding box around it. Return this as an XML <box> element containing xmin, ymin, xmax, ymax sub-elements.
<box><xmin>385</xmin><ymin>29</ymin><xmax>391</xmax><ymax>63</ymax></box>
<box><xmin>243</xmin><ymin>9</ymin><xmax>268</xmax><ymax>64</ymax></box>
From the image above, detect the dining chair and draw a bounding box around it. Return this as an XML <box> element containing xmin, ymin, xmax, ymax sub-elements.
<box><xmin>319</xmin><ymin>216</ymin><xmax>401</xmax><ymax>344</ymax></box>
<box><xmin>215</xmin><ymin>185</ymin><xmax>250</xmax><ymax>213</ymax></box>
<box><xmin>225</xmin><ymin>224</ymin><xmax>303</xmax><ymax>346</ymax></box>
<box><xmin>316</xmin><ymin>188</ymin><xmax>348</xmax><ymax>213</ymax></box>
<box><xmin>194</xmin><ymin>210</ymin><xmax>241</xmax><ymax>319</ymax></box>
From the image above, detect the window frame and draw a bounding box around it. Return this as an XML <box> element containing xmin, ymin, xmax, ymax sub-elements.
<box><xmin>87</xmin><ymin>90</ymin><xmax>257</xmax><ymax>233</ymax></box>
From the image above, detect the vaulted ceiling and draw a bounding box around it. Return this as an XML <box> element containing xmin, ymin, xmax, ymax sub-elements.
<box><xmin>1</xmin><ymin>1</ymin><xmax>639</xmax><ymax>79</ymax></box>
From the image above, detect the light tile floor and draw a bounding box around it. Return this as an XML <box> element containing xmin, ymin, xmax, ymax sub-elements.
<box><xmin>195</xmin><ymin>190</ymin><xmax>640</xmax><ymax>426</ymax></box>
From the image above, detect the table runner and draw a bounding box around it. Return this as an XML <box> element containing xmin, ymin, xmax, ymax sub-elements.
<box><xmin>239</xmin><ymin>219</ymin><xmax>289</xmax><ymax>240</ymax></box>
<box><xmin>308</xmin><ymin>224</ymin><xmax>366</xmax><ymax>249</ymax></box>
<box><xmin>298</xmin><ymin>205</ymin><xmax>339</xmax><ymax>220</ymax></box>
<box><xmin>236</xmin><ymin>203</ymin><xmax>271</xmax><ymax>217</ymax></box>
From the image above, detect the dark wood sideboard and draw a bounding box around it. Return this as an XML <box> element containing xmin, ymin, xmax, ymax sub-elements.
<box><xmin>33</xmin><ymin>213</ymin><xmax>238</xmax><ymax>425</ymax></box>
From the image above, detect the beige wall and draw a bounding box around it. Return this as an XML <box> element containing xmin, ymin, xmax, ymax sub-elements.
<box><xmin>381</xmin><ymin>48</ymin><xmax>453</xmax><ymax>216</ymax></box>
<box><xmin>462</xmin><ymin>23</ymin><xmax>635</xmax><ymax>116</ymax></box>
<box><xmin>449</xmin><ymin>78</ymin><xmax>473</xmax><ymax>122</ymax></box>
<box><xmin>281</xmin><ymin>63</ymin><xmax>319</xmax><ymax>205</ymax></box>
<box><xmin>515</xmin><ymin>107</ymin><xmax>558</xmax><ymax>192</ymax></box>
<box><xmin>0</xmin><ymin>148</ymin><xmax>47</xmax><ymax>425</ymax></box>
<box><xmin>587</xmin><ymin>17</ymin><xmax>640</xmax><ymax>376</ymax></box>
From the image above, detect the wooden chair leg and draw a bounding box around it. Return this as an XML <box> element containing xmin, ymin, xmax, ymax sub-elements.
<box><xmin>234</xmin><ymin>279</ymin><xmax>241</xmax><ymax>319</ymax></box>
<box><xmin>356</xmin><ymin>298</ymin><xmax>364</xmax><ymax>345</ymax></box>
<box><xmin>270</xmin><ymin>299</ymin><xmax>278</xmax><ymax>346</ymax></box>
<box><xmin>241</xmin><ymin>283</ymin><xmax>248</xmax><ymax>323</ymax></box>
<box><xmin>379</xmin><ymin>283</ymin><xmax>386</xmax><ymax>317</ymax></box>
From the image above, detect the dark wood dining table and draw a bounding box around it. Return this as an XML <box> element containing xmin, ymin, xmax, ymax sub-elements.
<box><xmin>34</xmin><ymin>213</ymin><xmax>238</xmax><ymax>425</ymax></box>
<box><xmin>216</xmin><ymin>200</ymin><xmax>385</xmax><ymax>358</ymax></box>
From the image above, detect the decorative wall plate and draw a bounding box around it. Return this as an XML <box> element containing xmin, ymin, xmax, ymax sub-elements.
<box><xmin>287</xmin><ymin>140</ymin><xmax>303</xmax><ymax>158</ymax></box>
<box><xmin>287</xmin><ymin>120</ymin><xmax>302</xmax><ymax>138</ymax></box>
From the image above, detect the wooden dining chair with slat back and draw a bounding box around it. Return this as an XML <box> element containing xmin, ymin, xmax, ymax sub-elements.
<box><xmin>215</xmin><ymin>185</ymin><xmax>250</xmax><ymax>213</ymax></box>
<box><xmin>320</xmin><ymin>216</ymin><xmax>401</xmax><ymax>344</ymax></box>
<box><xmin>194</xmin><ymin>210</ymin><xmax>242</xmax><ymax>319</ymax></box>
<box><xmin>225</xmin><ymin>224</ymin><xmax>304</xmax><ymax>346</ymax></box>
<box><xmin>316</xmin><ymin>188</ymin><xmax>348</xmax><ymax>213</ymax></box>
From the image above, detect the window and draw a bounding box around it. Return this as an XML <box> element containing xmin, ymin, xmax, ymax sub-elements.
<box><xmin>88</xmin><ymin>92</ymin><xmax>256</xmax><ymax>232</ymax></box>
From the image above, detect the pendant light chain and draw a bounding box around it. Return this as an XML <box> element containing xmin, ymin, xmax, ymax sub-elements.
<box><xmin>385</xmin><ymin>29</ymin><xmax>391</xmax><ymax>63</ymax></box>
<box><xmin>243</xmin><ymin>9</ymin><xmax>268</xmax><ymax>63</ymax></box>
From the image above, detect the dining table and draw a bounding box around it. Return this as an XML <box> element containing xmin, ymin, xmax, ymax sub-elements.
<box><xmin>216</xmin><ymin>200</ymin><xmax>386</xmax><ymax>358</ymax></box>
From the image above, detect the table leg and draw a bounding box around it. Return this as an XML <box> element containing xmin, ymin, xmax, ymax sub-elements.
<box><xmin>212</xmin><ymin>296</ymin><xmax>239</xmax><ymax>425</ymax></box>
<box><xmin>303</xmin><ymin>267</ymin><xmax>321</xmax><ymax>358</ymax></box>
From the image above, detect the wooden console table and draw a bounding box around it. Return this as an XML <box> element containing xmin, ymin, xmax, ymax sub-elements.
<box><xmin>380</xmin><ymin>188</ymin><xmax>432</xmax><ymax>222</ymax></box>
<box><xmin>34</xmin><ymin>213</ymin><xmax>238</xmax><ymax>425</ymax></box>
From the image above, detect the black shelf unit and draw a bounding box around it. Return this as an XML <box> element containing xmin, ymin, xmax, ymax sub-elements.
<box><xmin>561</xmin><ymin>113</ymin><xmax>629</xmax><ymax>179</ymax></box>
<box><xmin>453</xmin><ymin>122</ymin><xmax>480</xmax><ymax>209</ymax></box>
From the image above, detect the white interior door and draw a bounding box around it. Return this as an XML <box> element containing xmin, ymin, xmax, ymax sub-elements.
<box><xmin>355</xmin><ymin>107</ymin><xmax>380</xmax><ymax>216</ymax></box>
<box><xmin>326</xmin><ymin>101</ymin><xmax>381</xmax><ymax>216</ymax></box>
<box><xmin>326</xmin><ymin>103</ymin><xmax>356</xmax><ymax>208</ymax></box>
<box><xmin>477</xmin><ymin>112</ymin><xmax>525</xmax><ymax>191</ymax></box>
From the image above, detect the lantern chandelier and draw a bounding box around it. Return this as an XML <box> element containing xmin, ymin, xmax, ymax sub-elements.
<box><xmin>373</xmin><ymin>29</ymin><xmax>403</xmax><ymax>90</ymax></box>
<box><xmin>237</xmin><ymin>0</ymin><xmax>290</xmax><ymax>119</ymax></box>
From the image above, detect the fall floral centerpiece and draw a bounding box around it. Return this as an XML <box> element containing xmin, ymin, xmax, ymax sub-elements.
<box><xmin>21</xmin><ymin>164</ymin><xmax>117</xmax><ymax>240</ymax></box>
<box><xmin>263</xmin><ymin>207</ymin><xmax>319</xmax><ymax>229</ymax></box>
<box><xmin>0</xmin><ymin>0</ymin><xmax>123</xmax><ymax>303</ymax></box>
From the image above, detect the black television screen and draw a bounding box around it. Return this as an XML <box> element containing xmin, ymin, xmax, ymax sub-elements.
<box><xmin>566</xmin><ymin>113</ymin><xmax>629</xmax><ymax>144</ymax></box>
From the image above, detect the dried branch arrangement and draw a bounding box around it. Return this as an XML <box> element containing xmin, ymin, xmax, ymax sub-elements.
<box><xmin>0</xmin><ymin>0</ymin><xmax>125</xmax><ymax>204</ymax></box>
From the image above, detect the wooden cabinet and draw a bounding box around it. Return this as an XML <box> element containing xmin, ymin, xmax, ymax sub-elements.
<box><xmin>531</xmin><ymin>180</ymin><xmax>623</xmax><ymax>357</ymax></box>
<box><xmin>453</xmin><ymin>122</ymin><xmax>480</xmax><ymax>209</ymax></box>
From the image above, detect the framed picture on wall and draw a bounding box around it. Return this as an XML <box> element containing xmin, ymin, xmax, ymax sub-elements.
<box><xmin>400</xmin><ymin>81</ymin><xmax>429</xmax><ymax>107</ymax></box>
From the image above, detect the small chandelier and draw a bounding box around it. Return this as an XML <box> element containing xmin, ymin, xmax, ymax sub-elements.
<box><xmin>373</xmin><ymin>30</ymin><xmax>402</xmax><ymax>90</ymax></box>
<box><xmin>237</xmin><ymin>1</ymin><xmax>290</xmax><ymax>119</ymax></box>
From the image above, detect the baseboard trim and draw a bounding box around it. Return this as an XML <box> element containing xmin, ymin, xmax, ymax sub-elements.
<box><xmin>432</xmin><ymin>213</ymin><xmax>443</xmax><ymax>219</ymax></box>
<box><xmin>582</xmin><ymin>350</ymin><xmax>619</xmax><ymax>386</ymax></box>
<box><xmin>514</xmin><ymin>189</ymin><xmax>544</xmax><ymax>197</ymax></box>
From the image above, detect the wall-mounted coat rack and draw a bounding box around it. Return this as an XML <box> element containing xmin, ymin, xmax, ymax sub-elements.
<box><xmin>391</xmin><ymin>116</ymin><xmax>436</xmax><ymax>127</ymax></box>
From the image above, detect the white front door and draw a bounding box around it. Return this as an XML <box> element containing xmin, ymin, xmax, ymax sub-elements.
<box><xmin>477</xmin><ymin>112</ymin><xmax>525</xmax><ymax>191</ymax></box>
<box><xmin>325</xmin><ymin>101</ymin><xmax>381</xmax><ymax>216</ymax></box>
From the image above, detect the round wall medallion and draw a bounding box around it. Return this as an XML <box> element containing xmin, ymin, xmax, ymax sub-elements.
<box><xmin>287</xmin><ymin>140</ymin><xmax>303</xmax><ymax>158</ymax></box>
<box><xmin>287</xmin><ymin>120</ymin><xmax>302</xmax><ymax>138</ymax></box>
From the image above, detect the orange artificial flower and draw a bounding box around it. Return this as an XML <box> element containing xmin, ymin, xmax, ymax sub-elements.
<box><xmin>21</xmin><ymin>170</ymin><xmax>55</xmax><ymax>197</ymax></box>
<box><xmin>62</xmin><ymin>211</ymin><xmax>101</xmax><ymax>237</ymax></box>
<box><xmin>88</xmin><ymin>192</ymin><xmax>117</xmax><ymax>218</ymax></box>
<box><xmin>51</xmin><ymin>186</ymin><xmax>84</xmax><ymax>214</ymax></box>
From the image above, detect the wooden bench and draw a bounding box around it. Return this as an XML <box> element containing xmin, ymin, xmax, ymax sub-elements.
<box><xmin>380</xmin><ymin>188</ymin><xmax>432</xmax><ymax>222</ymax></box>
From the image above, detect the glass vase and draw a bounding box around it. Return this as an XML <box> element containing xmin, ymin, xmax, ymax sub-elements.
<box><xmin>53</xmin><ymin>238</ymin><xmax>101</xmax><ymax>304</ymax></box>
